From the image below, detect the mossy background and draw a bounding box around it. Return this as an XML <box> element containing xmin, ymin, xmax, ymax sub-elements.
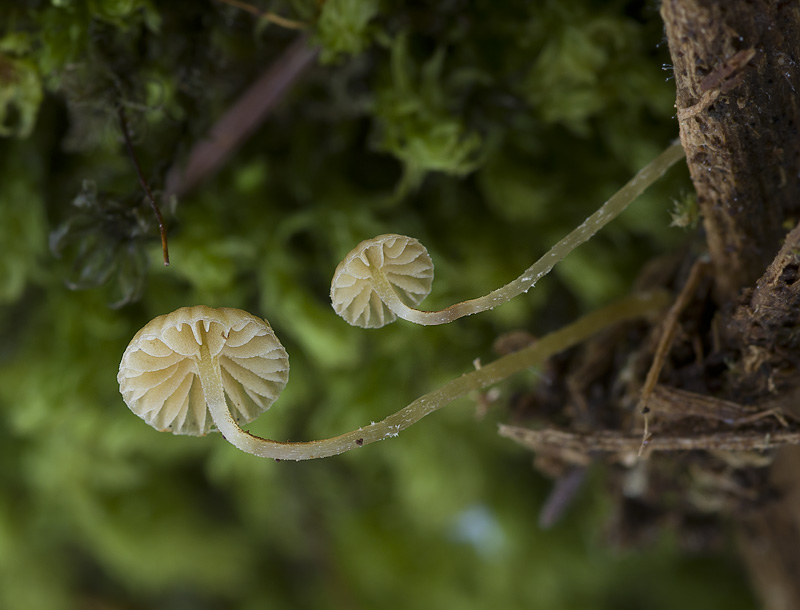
<box><xmin>0</xmin><ymin>1</ymin><xmax>755</xmax><ymax>609</ymax></box>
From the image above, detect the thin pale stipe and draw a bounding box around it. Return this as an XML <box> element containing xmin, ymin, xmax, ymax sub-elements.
<box><xmin>332</xmin><ymin>141</ymin><xmax>685</xmax><ymax>327</ymax></box>
<box><xmin>201</xmin><ymin>291</ymin><xmax>670</xmax><ymax>460</ymax></box>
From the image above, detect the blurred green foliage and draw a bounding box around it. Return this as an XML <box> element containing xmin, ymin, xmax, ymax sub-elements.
<box><xmin>316</xmin><ymin>0</ymin><xmax>379</xmax><ymax>62</ymax></box>
<box><xmin>372</xmin><ymin>34</ymin><xmax>485</xmax><ymax>195</ymax></box>
<box><xmin>0</xmin><ymin>1</ymin><xmax>754</xmax><ymax>609</ymax></box>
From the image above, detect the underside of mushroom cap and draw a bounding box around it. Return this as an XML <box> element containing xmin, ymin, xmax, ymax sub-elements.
<box><xmin>330</xmin><ymin>234</ymin><xmax>434</xmax><ymax>328</ymax></box>
<box><xmin>118</xmin><ymin>306</ymin><xmax>289</xmax><ymax>436</ymax></box>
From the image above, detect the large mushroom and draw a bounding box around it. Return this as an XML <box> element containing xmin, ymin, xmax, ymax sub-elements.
<box><xmin>118</xmin><ymin>306</ymin><xmax>301</xmax><ymax>456</ymax></box>
<box><xmin>119</xmin><ymin>305</ymin><xmax>448</xmax><ymax>460</ymax></box>
<box><xmin>331</xmin><ymin>141</ymin><xmax>685</xmax><ymax>328</ymax></box>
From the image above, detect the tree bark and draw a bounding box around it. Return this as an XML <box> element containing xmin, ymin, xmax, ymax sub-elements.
<box><xmin>736</xmin><ymin>447</ymin><xmax>800</xmax><ymax>610</ymax></box>
<box><xmin>661</xmin><ymin>2</ymin><xmax>800</xmax><ymax>608</ymax></box>
<box><xmin>661</xmin><ymin>0</ymin><xmax>800</xmax><ymax>301</ymax></box>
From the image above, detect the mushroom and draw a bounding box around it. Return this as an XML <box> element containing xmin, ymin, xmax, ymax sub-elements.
<box><xmin>120</xmin><ymin>305</ymin><xmax>414</xmax><ymax>460</ymax></box>
<box><xmin>330</xmin><ymin>234</ymin><xmax>434</xmax><ymax>328</ymax></box>
<box><xmin>118</xmin><ymin>293</ymin><xmax>669</xmax><ymax>461</ymax></box>
<box><xmin>331</xmin><ymin>141</ymin><xmax>685</xmax><ymax>328</ymax></box>
<box><xmin>118</xmin><ymin>306</ymin><xmax>298</xmax><ymax>456</ymax></box>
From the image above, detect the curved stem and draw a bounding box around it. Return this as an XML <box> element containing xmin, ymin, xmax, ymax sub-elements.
<box><xmin>366</xmin><ymin>249</ymin><xmax>437</xmax><ymax>325</ymax></box>
<box><xmin>196</xmin><ymin>342</ymin><xmax>295</xmax><ymax>459</ymax></box>
<box><xmin>382</xmin><ymin>141</ymin><xmax>685</xmax><ymax>325</ymax></box>
<box><xmin>199</xmin><ymin>291</ymin><xmax>670</xmax><ymax>461</ymax></box>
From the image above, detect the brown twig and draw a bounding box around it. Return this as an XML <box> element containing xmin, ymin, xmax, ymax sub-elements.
<box><xmin>648</xmin><ymin>385</ymin><xmax>790</xmax><ymax>427</ymax></box>
<box><xmin>499</xmin><ymin>424</ymin><xmax>800</xmax><ymax>458</ymax></box>
<box><xmin>117</xmin><ymin>105</ymin><xmax>170</xmax><ymax>266</ymax></box>
<box><xmin>538</xmin><ymin>466</ymin><xmax>587</xmax><ymax>529</ymax></box>
<box><xmin>638</xmin><ymin>258</ymin><xmax>709</xmax><ymax>454</ymax></box>
<box><xmin>164</xmin><ymin>36</ymin><xmax>318</xmax><ymax>199</ymax></box>
<box><xmin>214</xmin><ymin>0</ymin><xmax>308</xmax><ymax>29</ymax></box>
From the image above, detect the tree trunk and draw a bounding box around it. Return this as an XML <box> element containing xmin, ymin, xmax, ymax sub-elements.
<box><xmin>661</xmin><ymin>1</ymin><xmax>800</xmax><ymax>608</ymax></box>
<box><xmin>661</xmin><ymin>0</ymin><xmax>800</xmax><ymax>301</ymax></box>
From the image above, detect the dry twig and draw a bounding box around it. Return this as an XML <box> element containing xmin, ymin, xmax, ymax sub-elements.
<box><xmin>117</xmin><ymin>105</ymin><xmax>170</xmax><ymax>266</ymax></box>
<box><xmin>214</xmin><ymin>0</ymin><xmax>308</xmax><ymax>29</ymax></box>
<box><xmin>648</xmin><ymin>385</ymin><xmax>790</xmax><ymax>427</ymax></box>
<box><xmin>499</xmin><ymin>424</ymin><xmax>800</xmax><ymax>459</ymax></box>
<box><xmin>638</xmin><ymin>258</ymin><xmax>709</xmax><ymax>454</ymax></box>
<box><xmin>165</xmin><ymin>36</ymin><xmax>318</xmax><ymax>198</ymax></box>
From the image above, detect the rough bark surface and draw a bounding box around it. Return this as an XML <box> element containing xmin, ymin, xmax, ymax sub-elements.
<box><xmin>736</xmin><ymin>447</ymin><xmax>800</xmax><ymax>610</ymax></box>
<box><xmin>661</xmin><ymin>2</ymin><xmax>800</xmax><ymax>609</ymax></box>
<box><xmin>661</xmin><ymin>0</ymin><xmax>800</xmax><ymax>300</ymax></box>
<box><xmin>502</xmin><ymin>4</ymin><xmax>800</xmax><ymax>606</ymax></box>
<box><xmin>728</xmin><ymin>221</ymin><xmax>800</xmax><ymax>374</ymax></box>
<box><xmin>725</xmin><ymin>223</ymin><xmax>800</xmax><ymax>610</ymax></box>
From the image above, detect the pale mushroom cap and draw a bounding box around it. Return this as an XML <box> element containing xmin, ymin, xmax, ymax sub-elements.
<box><xmin>330</xmin><ymin>234</ymin><xmax>434</xmax><ymax>328</ymax></box>
<box><xmin>118</xmin><ymin>306</ymin><xmax>289</xmax><ymax>436</ymax></box>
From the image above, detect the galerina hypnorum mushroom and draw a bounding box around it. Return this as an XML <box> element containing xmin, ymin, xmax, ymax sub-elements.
<box><xmin>118</xmin><ymin>294</ymin><xmax>670</xmax><ymax>461</ymax></box>
<box><xmin>118</xmin><ymin>305</ymin><xmax>437</xmax><ymax>461</ymax></box>
<box><xmin>330</xmin><ymin>141</ymin><xmax>684</xmax><ymax>328</ymax></box>
<box><xmin>117</xmin><ymin>306</ymin><xmax>294</xmax><ymax>450</ymax></box>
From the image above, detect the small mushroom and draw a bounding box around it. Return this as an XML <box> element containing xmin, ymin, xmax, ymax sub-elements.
<box><xmin>330</xmin><ymin>234</ymin><xmax>434</xmax><ymax>328</ymax></box>
<box><xmin>118</xmin><ymin>292</ymin><xmax>669</xmax><ymax>461</ymax></box>
<box><xmin>331</xmin><ymin>141</ymin><xmax>685</xmax><ymax>328</ymax></box>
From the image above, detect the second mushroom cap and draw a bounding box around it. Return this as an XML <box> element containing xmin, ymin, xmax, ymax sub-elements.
<box><xmin>330</xmin><ymin>234</ymin><xmax>434</xmax><ymax>328</ymax></box>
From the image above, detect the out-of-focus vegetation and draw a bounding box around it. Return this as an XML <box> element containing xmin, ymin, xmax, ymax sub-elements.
<box><xmin>0</xmin><ymin>1</ymin><xmax>755</xmax><ymax>609</ymax></box>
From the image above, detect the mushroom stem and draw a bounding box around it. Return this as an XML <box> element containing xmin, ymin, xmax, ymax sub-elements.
<box><xmin>378</xmin><ymin>141</ymin><xmax>684</xmax><ymax>326</ymax></box>
<box><xmin>196</xmin><ymin>341</ymin><xmax>308</xmax><ymax>460</ymax></box>
<box><xmin>365</xmin><ymin>248</ymin><xmax>443</xmax><ymax>325</ymax></box>
<box><xmin>200</xmin><ymin>291</ymin><xmax>669</xmax><ymax>461</ymax></box>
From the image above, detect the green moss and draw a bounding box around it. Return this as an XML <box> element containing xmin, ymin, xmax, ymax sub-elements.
<box><xmin>316</xmin><ymin>0</ymin><xmax>380</xmax><ymax>63</ymax></box>
<box><xmin>372</xmin><ymin>35</ymin><xmax>484</xmax><ymax>195</ymax></box>
<box><xmin>0</xmin><ymin>55</ymin><xmax>42</xmax><ymax>138</ymax></box>
<box><xmin>0</xmin><ymin>145</ymin><xmax>46</xmax><ymax>302</ymax></box>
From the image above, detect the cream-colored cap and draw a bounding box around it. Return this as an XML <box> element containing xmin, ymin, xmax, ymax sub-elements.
<box><xmin>118</xmin><ymin>306</ymin><xmax>289</xmax><ymax>435</ymax></box>
<box><xmin>330</xmin><ymin>234</ymin><xmax>434</xmax><ymax>328</ymax></box>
